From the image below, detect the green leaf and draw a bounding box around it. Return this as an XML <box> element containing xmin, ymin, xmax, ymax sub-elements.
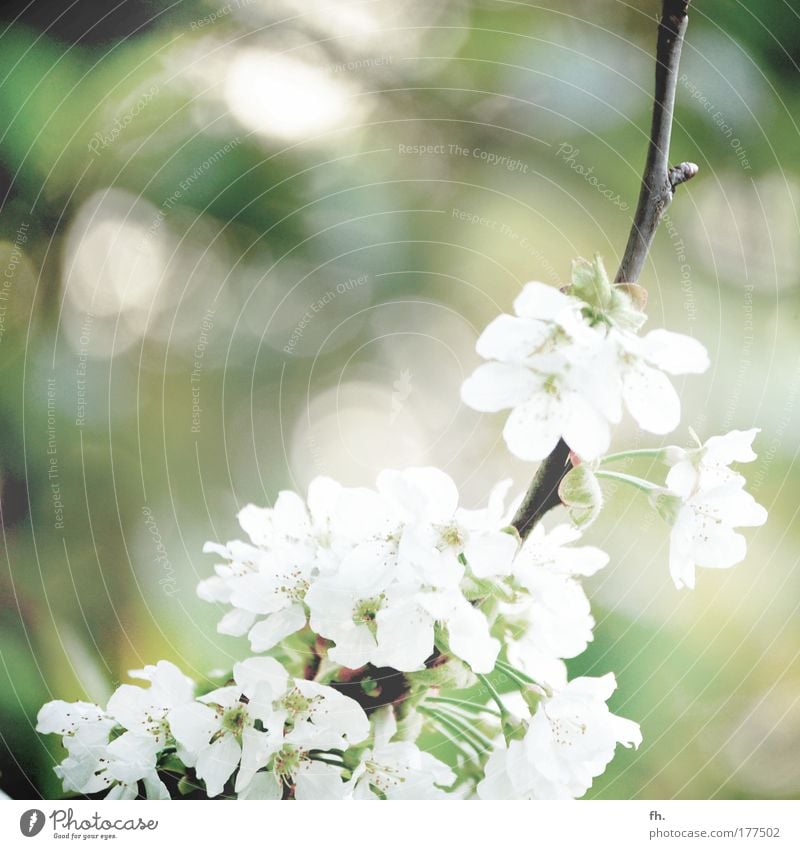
<box><xmin>558</xmin><ymin>464</ymin><xmax>603</xmax><ymax>527</ymax></box>
<box><xmin>570</xmin><ymin>255</ymin><xmax>613</xmax><ymax>312</ymax></box>
<box><xmin>177</xmin><ymin>775</ymin><xmax>201</xmax><ymax>796</ymax></box>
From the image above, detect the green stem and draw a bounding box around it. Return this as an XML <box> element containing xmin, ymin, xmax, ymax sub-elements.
<box><xmin>475</xmin><ymin>673</ymin><xmax>510</xmax><ymax>719</ymax></box>
<box><xmin>419</xmin><ymin>706</ymin><xmax>491</xmax><ymax>754</ymax></box>
<box><xmin>307</xmin><ymin>753</ymin><xmax>346</xmax><ymax>768</ymax></box>
<box><xmin>495</xmin><ymin>659</ymin><xmax>538</xmax><ymax>687</ymax></box>
<box><xmin>427</xmin><ymin>696</ymin><xmax>503</xmax><ymax>718</ymax></box>
<box><xmin>595</xmin><ymin>469</ymin><xmax>659</xmax><ymax>493</ymax></box>
<box><xmin>599</xmin><ymin>448</ymin><xmax>666</xmax><ymax>465</ymax></box>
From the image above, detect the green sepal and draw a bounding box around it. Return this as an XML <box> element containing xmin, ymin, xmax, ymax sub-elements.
<box><xmin>558</xmin><ymin>463</ymin><xmax>603</xmax><ymax>528</ymax></box>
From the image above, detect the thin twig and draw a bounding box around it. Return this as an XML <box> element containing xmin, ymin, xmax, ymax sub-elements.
<box><xmin>512</xmin><ymin>0</ymin><xmax>696</xmax><ymax>539</ymax></box>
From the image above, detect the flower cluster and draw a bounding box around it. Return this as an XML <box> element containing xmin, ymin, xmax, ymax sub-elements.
<box><xmin>199</xmin><ymin>468</ymin><xmax>518</xmax><ymax>674</ymax></box>
<box><xmin>461</xmin><ymin>257</ymin><xmax>709</xmax><ymax>461</ymax></box>
<box><xmin>38</xmin><ymin>257</ymin><xmax>767</xmax><ymax>800</ymax></box>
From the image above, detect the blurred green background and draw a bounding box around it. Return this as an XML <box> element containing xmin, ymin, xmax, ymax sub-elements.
<box><xmin>0</xmin><ymin>0</ymin><xmax>798</xmax><ymax>800</ymax></box>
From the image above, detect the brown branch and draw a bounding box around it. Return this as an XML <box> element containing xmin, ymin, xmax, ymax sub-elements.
<box><xmin>512</xmin><ymin>0</ymin><xmax>696</xmax><ymax>539</ymax></box>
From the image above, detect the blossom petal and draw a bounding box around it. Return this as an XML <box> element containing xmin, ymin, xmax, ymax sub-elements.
<box><xmin>502</xmin><ymin>394</ymin><xmax>565</xmax><ymax>461</ymax></box>
<box><xmin>247</xmin><ymin>603</ymin><xmax>307</xmax><ymax>652</ymax></box>
<box><xmin>218</xmin><ymin>608</ymin><xmax>257</xmax><ymax>637</ymax></box>
<box><xmin>514</xmin><ymin>281</ymin><xmax>575</xmax><ymax>321</ymax></box>
<box><xmin>235</xmin><ymin>726</ymin><xmax>279</xmax><ymax>794</ymax></box>
<box><xmin>464</xmin><ymin>531</ymin><xmax>518</xmax><ymax>578</ymax></box>
<box><xmin>461</xmin><ymin>362</ymin><xmax>539</xmax><ymax>412</ymax></box>
<box><xmin>196</xmin><ymin>734</ymin><xmax>241</xmax><ymax>798</ymax></box>
<box><xmin>236</xmin><ymin>771</ymin><xmax>281</xmax><ymax>799</ymax></box>
<box><xmin>168</xmin><ymin>702</ymin><xmax>219</xmax><ymax>755</ymax></box>
<box><xmin>475</xmin><ymin>314</ymin><xmax>550</xmax><ymax>361</ymax></box>
<box><xmin>294</xmin><ymin>761</ymin><xmax>350</xmax><ymax>800</ymax></box>
<box><xmin>622</xmin><ymin>363</ymin><xmax>680</xmax><ymax>434</ymax></box>
<box><xmin>640</xmin><ymin>328</ymin><xmax>709</xmax><ymax>374</ymax></box>
<box><xmin>561</xmin><ymin>392</ymin><xmax>612</xmax><ymax>461</ymax></box>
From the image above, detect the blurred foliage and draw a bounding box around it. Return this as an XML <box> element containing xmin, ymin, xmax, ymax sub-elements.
<box><xmin>0</xmin><ymin>0</ymin><xmax>798</xmax><ymax>800</ymax></box>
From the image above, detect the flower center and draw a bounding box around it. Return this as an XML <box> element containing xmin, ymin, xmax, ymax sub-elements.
<box><xmin>281</xmin><ymin>688</ymin><xmax>312</xmax><ymax>717</ymax></box>
<box><xmin>437</xmin><ymin>524</ymin><xmax>464</xmax><ymax>550</ymax></box>
<box><xmin>221</xmin><ymin>704</ymin><xmax>248</xmax><ymax>738</ymax></box>
<box><xmin>352</xmin><ymin>595</ymin><xmax>385</xmax><ymax>636</ymax></box>
<box><xmin>272</xmin><ymin>744</ymin><xmax>303</xmax><ymax>779</ymax></box>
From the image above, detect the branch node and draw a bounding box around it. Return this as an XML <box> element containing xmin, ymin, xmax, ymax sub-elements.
<box><xmin>669</xmin><ymin>161</ymin><xmax>699</xmax><ymax>189</ymax></box>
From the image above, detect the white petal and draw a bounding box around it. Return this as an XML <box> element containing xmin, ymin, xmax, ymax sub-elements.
<box><xmin>475</xmin><ymin>314</ymin><xmax>550</xmax><ymax>361</ymax></box>
<box><xmin>168</xmin><ymin>703</ymin><xmax>219</xmax><ymax>755</ymax></box>
<box><xmin>377</xmin><ymin>467</ymin><xmax>459</xmax><ymax>523</ymax></box>
<box><xmin>701</xmin><ymin>485</ymin><xmax>767</xmax><ymax>528</ymax></box>
<box><xmin>373</xmin><ymin>602</ymin><xmax>435</xmax><ymax>671</ymax></box>
<box><xmin>228</xmin><ymin>573</ymin><xmax>284</xmax><ymax>615</ymax></box>
<box><xmin>196</xmin><ymin>576</ymin><xmax>231</xmax><ymax>604</ymax></box>
<box><xmin>640</xmin><ymin>328</ymin><xmax>709</xmax><ymax>375</ymax></box>
<box><xmin>464</xmin><ymin>531</ymin><xmax>518</xmax><ymax>578</ymax></box>
<box><xmin>294</xmin><ymin>680</ymin><xmax>370</xmax><ymax>746</ymax></box>
<box><xmin>294</xmin><ymin>761</ymin><xmax>350</xmax><ymax>800</ymax></box>
<box><xmin>502</xmin><ymin>394</ymin><xmax>566</xmax><ymax>461</ymax></box>
<box><xmin>446</xmin><ymin>603</ymin><xmax>500</xmax><ymax>674</ymax></box>
<box><xmin>236</xmin><ymin>503</ymin><xmax>272</xmax><ymax>546</ymax></box>
<box><xmin>461</xmin><ymin>362</ymin><xmax>539</xmax><ymax>412</ymax></box>
<box><xmin>561</xmin><ymin>392</ymin><xmax>611</xmax><ymax>461</ymax></box>
<box><xmin>477</xmin><ymin>747</ymin><xmax>516</xmax><ymax>800</ymax></box>
<box><xmin>514</xmin><ymin>281</ymin><xmax>575</xmax><ymax>321</ymax></box>
<box><xmin>236</xmin><ymin>771</ymin><xmax>281</xmax><ymax>799</ymax></box>
<box><xmin>704</xmin><ymin>429</ymin><xmax>760</xmax><ymax>465</ymax></box>
<box><xmin>233</xmin><ymin>656</ymin><xmax>290</xmax><ymax>699</ymax></box>
<box><xmin>248</xmin><ymin>604</ymin><xmax>307</xmax><ymax>652</ymax></box>
<box><xmin>622</xmin><ymin>363</ymin><xmax>680</xmax><ymax>434</ymax></box>
<box><xmin>196</xmin><ymin>734</ymin><xmax>241</xmax><ymax>798</ymax></box>
<box><xmin>218</xmin><ymin>608</ymin><xmax>257</xmax><ymax>637</ymax></box>
<box><xmin>235</xmin><ymin>726</ymin><xmax>279</xmax><ymax>793</ymax></box>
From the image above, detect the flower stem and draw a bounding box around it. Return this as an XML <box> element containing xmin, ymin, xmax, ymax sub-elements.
<box><xmin>595</xmin><ymin>469</ymin><xmax>659</xmax><ymax>493</ymax></box>
<box><xmin>599</xmin><ymin>448</ymin><xmax>666</xmax><ymax>465</ymax></box>
<box><xmin>475</xmin><ymin>673</ymin><xmax>510</xmax><ymax>720</ymax></box>
<box><xmin>494</xmin><ymin>659</ymin><xmax>538</xmax><ymax>688</ymax></box>
<box><xmin>307</xmin><ymin>752</ymin><xmax>346</xmax><ymax>768</ymax></box>
<box><xmin>426</xmin><ymin>696</ymin><xmax>503</xmax><ymax>719</ymax></box>
<box><xmin>419</xmin><ymin>706</ymin><xmax>491</xmax><ymax>754</ymax></box>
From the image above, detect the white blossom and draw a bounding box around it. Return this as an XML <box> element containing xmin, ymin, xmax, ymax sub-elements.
<box><xmin>461</xmin><ymin>264</ymin><xmax>709</xmax><ymax>461</ymax></box>
<box><xmin>36</xmin><ymin>699</ymin><xmax>169</xmax><ymax>800</ymax></box>
<box><xmin>658</xmin><ymin>430</ymin><xmax>767</xmax><ymax>589</ymax></box>
<box><xmin>350</xmin><ymin>707</ymin><xmax>455</xmax><ymax>799</ymax></box>
<box><xmin>477</xmin><ymin>674</ymin><xmax>641</xmax><ymax>799</ymax></box>
<box><xmin>169</xmin><ymin>656</ymin><xmax>368</xmax><ymax>798</ymax></box>
<box><xmin>503</xmin><ymin>524</ymin><xmax>608</xmax><ymax>688</ymax></box>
